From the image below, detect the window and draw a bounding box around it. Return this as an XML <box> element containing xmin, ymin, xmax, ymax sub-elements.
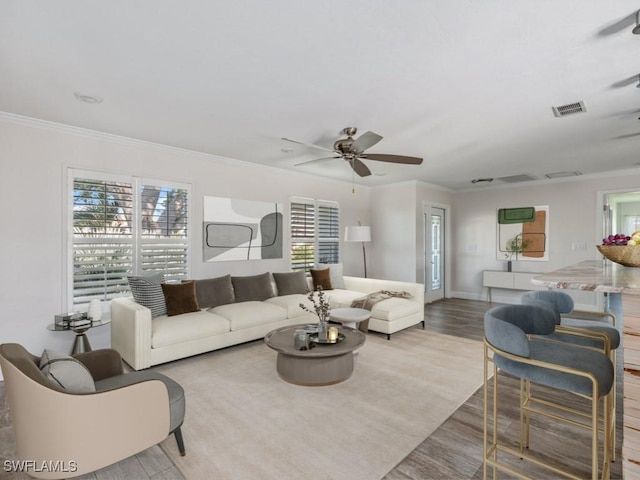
<box><xmin>290</xmin><ymin>197</ymin><xmax>339</xmax><ymax>272</ymax></box>
<box><xmin>68</xmin><ymin>169</ymin><xmax>190</xmax><ymax>308</ymax></box>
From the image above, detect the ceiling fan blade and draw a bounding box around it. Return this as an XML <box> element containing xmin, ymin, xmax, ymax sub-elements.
<box><xmin>294</xmin><ymin>157</ymin><xmax>338</xmax><ymax>167</ymax></box>
<box><xmin>281</xmin><ymin>137</ymin><xmax>335</xmax><ymax>153</ymax></box>
<box><xmin>363</xmin><ymin>153</ymin><xmax>423</xmax><ymax>165</ymax></box>
<box><xmin>349</xmin><ymin>158</ymin><xmax>372</xmax><ymax>177</ymax></box>
<box><xmin>352</xmin><ymin>131</ymin><xmax>383</xmax><ymax>152</ymax></box>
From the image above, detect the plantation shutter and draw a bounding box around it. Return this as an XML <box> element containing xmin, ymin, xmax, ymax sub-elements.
<box><xmin>139</xmin><ymin>183</ymin><xmax>189</xmax><ymax>281</ymax></box>
<box><xmin>289</xmin><ymin>198</ymin><xmax>339</xmax><ymax>272</ymax></box>
<box><xmin>69</xmin><ymin>170</ymin><xmax>190</xmax><ymax>308</ymax></box>
<box><xmin>72</xmin><ymin>178</ymin><xmax>134</xmax><ymax>306</ymax></box>
<box><xmin>317</xmin><ymin>201</ymin><xmax>339</xmax><ymax>264</ymax></box>
<box><xmin>290</xmin><ymin>200</ymin><xmax>315</xmax><ymax>272</ymax></box>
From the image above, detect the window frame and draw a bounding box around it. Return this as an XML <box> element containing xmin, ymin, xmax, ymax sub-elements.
<box><xmin>65</xmin><ymin>168</ymin><xmax>191</xmax><ymax>310</ymax></box>
<box><xmin>289</xmin><ymin>196</ymin><xmax>340</xmax><ymax>272</ymax></box>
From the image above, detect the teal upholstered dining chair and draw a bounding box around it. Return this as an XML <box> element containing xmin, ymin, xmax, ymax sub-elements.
<box><xmin>521</xmin><ymin>290</ymin><xmax>619</xmax><ymax>352</ymax></box>
<box><xmin>483</xmin><ymin>304</ymin><xmax>614</xmax><ymax>480</ymax></box>
<box><xmin>521</xmin><ymin>289</ymin><xmax>620</xmax><ymax>460</ymax></box>
<box><xmin>0</xmin><ymin>344</ymin><xmax>185</xmax><ymax>479</ymax></box>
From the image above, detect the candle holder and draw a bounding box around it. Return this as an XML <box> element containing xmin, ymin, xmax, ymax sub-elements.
<box><xmin>328</xmin><ymin>326</ymin><xmax>338</xmax><ymax>342</ymax></box>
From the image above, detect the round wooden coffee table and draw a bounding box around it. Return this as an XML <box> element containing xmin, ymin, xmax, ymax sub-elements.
<box><xmin>264</xmin><ymin>325</ymin><xmax>366</xmax><ymax>386</ymax></box>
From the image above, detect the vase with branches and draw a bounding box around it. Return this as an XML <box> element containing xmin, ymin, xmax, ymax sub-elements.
<box><xmin>504</xmin><ymin>235</ymin><xmax>532</xmax><ymax>271</ymax></box>
<box><xmin>299</xmin><ymin>286</ymin><xmax>331</xmax><ymax>340</ymax></box>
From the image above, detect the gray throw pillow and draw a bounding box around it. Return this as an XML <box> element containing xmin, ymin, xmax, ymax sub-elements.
<box><xmin>231</xmin><ymin>272</ymin><xmax>275</xmax><ymax>302</ymax></box>
<box><xmin>317</xmin><ymin>263</ymin><xmax>346</xmax><ymax>289</ymax></box>
<box><xmin>40</xmin><ymin>349</ymin><xmax>96</xmax><ymax>393</ymax></box>
<box><xmin>127</xmin><ymin>272</ymin><xmax>167</xmax><ymax>318</ymax></box>
<box><xmin>273</xmin><ymin>271</ymin><xmax>310</xmax><ymax>296</ymax></box>
<box><xmin>194</xmin><ymin>275</ymin><xmax>235</xmax><ymax>308</ymax></box>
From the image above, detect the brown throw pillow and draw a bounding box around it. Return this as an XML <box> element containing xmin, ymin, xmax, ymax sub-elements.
<box><xmin>310</xmin><ymin>268</ymin><xmax>333</xmax><ymax>290</ymax></box>
<box><xmin>161</xmin><ymin>281</ymin><xmax>200</xmax><ymax>316</ymax></box>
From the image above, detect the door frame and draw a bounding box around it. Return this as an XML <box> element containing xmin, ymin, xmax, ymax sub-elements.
<box><xmin>596</xmin><ymin>187</ymin><xmax>640</xmax><ymax>311</ymax></box>
<box><xmin>423</xmin><ymin>201</ymin><xmax>451</xmax><ymax>304</ymax></box>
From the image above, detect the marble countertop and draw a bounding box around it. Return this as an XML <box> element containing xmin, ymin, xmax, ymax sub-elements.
<box><xmin>531</xmin><ymin>260</ymin><xmax>640</xmax><ymax>295</ymax></box>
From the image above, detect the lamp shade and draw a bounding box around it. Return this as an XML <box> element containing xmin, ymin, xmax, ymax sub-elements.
<box><xmin>345</xmin><ymin>226</ymin><xmax>371</xmax><ymax>242</ymax></box>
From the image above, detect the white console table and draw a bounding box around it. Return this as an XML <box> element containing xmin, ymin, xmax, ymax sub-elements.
<box><xmin>483</xmin><ymin>270</ymin><xmax>545</xmax><ymax>302</ymax></box>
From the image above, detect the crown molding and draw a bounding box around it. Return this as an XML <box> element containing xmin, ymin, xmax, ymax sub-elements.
<box><xmin>0</xmin><ymin>111</ymin><xmax>368</xmax><ymax>190</ymax></box>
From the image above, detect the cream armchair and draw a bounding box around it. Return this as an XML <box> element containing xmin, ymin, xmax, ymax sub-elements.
<box><xmin>0</xmin><ymin>344</ymin><xmax>185</xmax><ymax>479</ymax></box>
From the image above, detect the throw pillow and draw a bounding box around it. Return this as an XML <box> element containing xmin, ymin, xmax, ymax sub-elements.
<box><xmin>317</xmin><ymin>263</ymin><xmax>346</xmax><ymax>289</ymax></box>
<box><xmin>310</xmin><ymin>268</ymin><xmax>333</xmax><ymax>290</ymax></box>
<box><xmin>273</xmin><ymin>271</ymin><xmax>310</xmax><ymax>296</ymax></box>
<box><xmin>231</xmin><ymin>272</ymin><xmax>275</xmax><ymax>302</ymax></box>
<box><xmin>193</xmin><ymin>275</ymin><xmax>235</xmax><ymax>309</ymax></box>
<box><xmin>127</xmin><ymin>272</ymin><xmax>167</xmax><ymax>318</ymax></box>
<box><xmin>40</xmin><ymin>349</ymin><xmax>96</xmax><ymax>393</ymax></box>
<box><xmin>162</xmin><ymin>280</ymin><xmax>200</xmax><ymax>316</ymax></box>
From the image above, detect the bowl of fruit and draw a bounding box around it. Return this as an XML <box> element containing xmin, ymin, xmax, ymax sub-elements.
<box><xmin>597</xmin><ymin>232</ymin><xmax>640</xmax><ymax>267</ymax></box>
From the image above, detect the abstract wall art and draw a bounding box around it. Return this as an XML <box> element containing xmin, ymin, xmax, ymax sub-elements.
<box><xmin>496</xmin><ymin>205</ymin><xmax>549</xmax><ymax>262</ymax></box>
<box><xmin>203</xmin><ymin>196</ymin><xmax>283</xmax><ymax>262</ymax></box>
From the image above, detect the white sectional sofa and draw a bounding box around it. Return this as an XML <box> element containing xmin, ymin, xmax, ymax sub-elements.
<box><xmin>111</xmin><ymin>271</ymin><xmax>424</xmax><ymax>370</ymax></box>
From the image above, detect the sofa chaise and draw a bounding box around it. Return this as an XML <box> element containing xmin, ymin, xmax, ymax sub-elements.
<box><xmin>111</xmin><ymin>270</ymin><xmax>424</xmax><ymax>370</ymax></box>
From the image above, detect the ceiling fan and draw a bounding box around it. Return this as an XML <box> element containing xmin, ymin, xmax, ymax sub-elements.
<box><xmin>282</xmin><ymin>127</ymin><xmax>423</xmax><ymax>177</ymax></box>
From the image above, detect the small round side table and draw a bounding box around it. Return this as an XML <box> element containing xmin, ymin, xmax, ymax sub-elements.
<box><xmin>47</xmin><ymin>319</ymin><xmax>111</xmax><ymax>354</ymax></box>
<box><xmin>329</xmin><ymin>308</ymin><xmax>371</xmax><ymax>330</ymax></box>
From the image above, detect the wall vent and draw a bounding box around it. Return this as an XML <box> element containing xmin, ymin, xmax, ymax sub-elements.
<box><xmin>497</xmin><ymin>174</ymin><xmax>538</xmax><ymax>183</ymax></box>
<box><xmin>552</xmin><ymin>101</ymin><xmax>586</xmax><ymax>117</ymax></box>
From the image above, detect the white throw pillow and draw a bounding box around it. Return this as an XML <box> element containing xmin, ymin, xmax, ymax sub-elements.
<box><xmin>317</xmin><ymin>263</ymin><xmax>346</xmax><ymax>289</ymax></box>
<box><xmin>40</xmin><ymin>349</ymin><xmax>96</xmax><ymax>393</ymax></box>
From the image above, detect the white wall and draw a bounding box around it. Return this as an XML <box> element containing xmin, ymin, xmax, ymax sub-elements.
<box><xmin>368</xmin><ymin>182</ymin><xmax>417</xmax><ymax>281</ymax></box>
<box><xmin>451</xmin><ymin>173</ymin><xmax>640</xmax><ymax>304</ymax></box>
<box><xmin>368</xmin><ymin>181</ymin><xmax>453</xmax><ymax>286</ymax></box>
<box><xmin>0</xmin><ymin>115</ymin><xmax>370</xmax><ymax>361</ymax></box>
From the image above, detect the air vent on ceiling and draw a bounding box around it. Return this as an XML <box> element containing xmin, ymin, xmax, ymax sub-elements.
<box><xmin>552</xmin><ymin>101</ymin><xmax>586</xmax><ymax>117</ymax></box>
<box><xmin>471</xmin><ymin>178</ymin><xmax>493</xmax><ymax>184</ymax></box>
<box><xmin>544</xmin><ymin>171</ymin><xmax>582</xmax><ymax>179</ymax></box>
<box><xmin>497</xmin><ymin>174</ymin><xmax>538</xmax><ymax>183</ymax></box>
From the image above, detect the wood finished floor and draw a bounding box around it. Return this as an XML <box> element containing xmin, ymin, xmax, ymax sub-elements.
<box><xmin>385</xmin><ymin>298</ymin><xmax>623</xmax><ymax>480</ymax></box>
<box><xmin>0</xmin><ymin>298</ymin><xmax>623</xmax><ymax>479</ymax></box>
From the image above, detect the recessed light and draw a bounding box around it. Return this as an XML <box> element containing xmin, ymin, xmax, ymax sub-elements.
<box><xmin>74</xmin><ymin>92</ymin><xmax>103</xmax><ymax>104</ymax></box>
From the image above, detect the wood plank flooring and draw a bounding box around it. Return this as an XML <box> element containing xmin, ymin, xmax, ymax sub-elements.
<box><xmin>0</xmin><ymin>298</ymin><xmax>623</xmax><ymax>479</ymax></box>
<box><xmin>385</xmin><ymin>298</ymin><xmax>624</xmax><ymax>480</ymax></box>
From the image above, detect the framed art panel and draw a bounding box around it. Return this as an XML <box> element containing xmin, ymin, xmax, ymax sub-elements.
<box><xmin>496</xmin><ymin>205</ymin><xmax>549</xmax><ymax>261</ymax></box>
<box><xmin>203</xmin><ymin>196</ymin><xmax>283</xmax><ymax>262</ymax></box>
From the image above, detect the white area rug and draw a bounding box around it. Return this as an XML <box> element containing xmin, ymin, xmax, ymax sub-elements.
<box><xmin>156</xmin><ymin>328</ymin><xmax>484</xmax><ymax>480</ymax></box>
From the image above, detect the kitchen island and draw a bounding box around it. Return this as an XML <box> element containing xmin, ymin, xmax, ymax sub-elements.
<box><xmin>532</xmin><ymin>260</ymin><xmax>640</xmax><ymax>478</ymax></box>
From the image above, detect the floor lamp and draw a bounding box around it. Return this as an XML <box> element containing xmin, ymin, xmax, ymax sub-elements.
<box><xmin>345</xmin><ymin>225</ymin><xmax>371</xmax><ymax>278</ymax></box>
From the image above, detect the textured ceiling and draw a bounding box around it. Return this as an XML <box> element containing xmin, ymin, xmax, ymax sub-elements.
<box><xmin>2</xmin><ymin>1</ymin><xmax>640</xmax><ymax>189</ymax></box>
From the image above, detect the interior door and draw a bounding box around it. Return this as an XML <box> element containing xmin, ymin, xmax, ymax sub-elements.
<box><xmin>425</xmin><ymin>206</ymin><xmax>445</xmax><ymax>303</ymax></box>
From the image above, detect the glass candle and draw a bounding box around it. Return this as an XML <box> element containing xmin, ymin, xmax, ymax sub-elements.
<box><xmin>328</xmin><ymin>327</ymin><xmax>338</xmax><ymax>342</ymax></box>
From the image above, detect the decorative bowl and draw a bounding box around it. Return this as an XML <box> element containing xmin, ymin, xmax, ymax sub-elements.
<box><xmin>596</xmin><ymin>245</ymin><xmax>640</xmax><ymax>267</ymax></box>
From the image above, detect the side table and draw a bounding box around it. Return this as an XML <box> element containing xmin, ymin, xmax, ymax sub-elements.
<box><xmin>329</xmin><ymin>307</ymin><xmax>371</xmax><ymax>330</ymax></box>
<box><xmin>47</xmin><ymin>319</ymin><xmax>111</xmax><ymax>354</ymax></box>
